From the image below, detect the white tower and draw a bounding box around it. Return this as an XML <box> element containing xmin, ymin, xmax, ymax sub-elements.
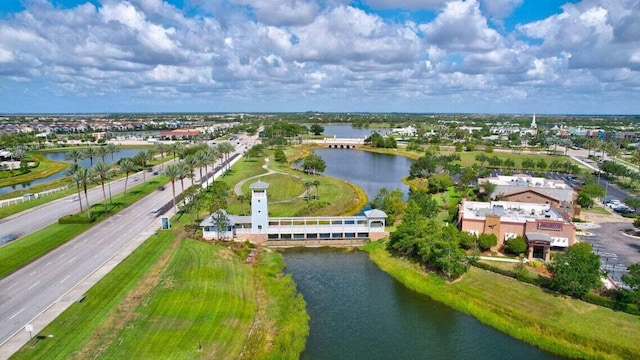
<box><xmin>250</xmin><ymin>180</ymin><xmax>269</xmax><ymax>234</ymax></box>
<box><xmin>531</xmin><ymin>113</ymin><xmax>537</xmax><ymax>128</ymax></box>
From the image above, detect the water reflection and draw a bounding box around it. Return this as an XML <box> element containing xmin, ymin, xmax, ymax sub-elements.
<box><xmin>284</xmin><ymin>248</ymin><xmax>562</xmax><ymax>360</ymax></box>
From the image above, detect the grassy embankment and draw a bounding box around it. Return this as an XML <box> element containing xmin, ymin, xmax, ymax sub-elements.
<box><xmin>362</xmin><ymin>240</ymin><xmax>640</xmax><ymax>360</ymax></box>
<box><xmin>224</xmin><ymin>148</ymin><xmax>366</xmax><ymax>217</ymax></box>
<box><xmin>0</xmin><ymin>153</ymin><xmax>68</xmax><ymax>188</ymax></box>
<box><xmin>0</xmin><ymin>176</ymin><xmax>168</xmax><ymax>280</ymax></box>
<box><xmin>13</xmin><ymin>198</ymin><xmax>308</xmax><ymax>359</ymax></box>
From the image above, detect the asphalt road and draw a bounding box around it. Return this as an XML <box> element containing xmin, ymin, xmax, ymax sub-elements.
<box><xmin>0</xmin><ymin>167</ymin><xmax>168</xmax><ymax>244</ymax></box>
<box><xmin>0</xmin><ymin>137</ymin><xmax>255</xmax><ymax>355</ymax></box>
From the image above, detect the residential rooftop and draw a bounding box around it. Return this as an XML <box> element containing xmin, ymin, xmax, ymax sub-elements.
<box><xmin>461</xmin><ymin>200</ymin><xmax>566</xmax><ymax>223</ymax></box>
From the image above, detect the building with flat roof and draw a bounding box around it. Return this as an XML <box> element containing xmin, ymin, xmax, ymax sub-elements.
<box><xmin>479</xmin><ymin>174</ymin><xmax>577</xmax><ymax>208</ymax></box>
<box><xmin>457</xmin><ymin>199</ymin><xmax>575</xmax><ymax>261</ymax></box>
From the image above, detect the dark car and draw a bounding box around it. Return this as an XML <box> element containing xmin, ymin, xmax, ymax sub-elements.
<box><xmin>158</xmin><ymin>186</ymin><xmax>165</xmax><ymax>191</ymax></box>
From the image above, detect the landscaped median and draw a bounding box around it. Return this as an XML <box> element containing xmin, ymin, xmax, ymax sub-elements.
<box><xmin>362</xmin><ymin>240</ymin><xmax>640</xmax><ymax>360</ymax></box>
<box><xmin>12</xmin><ymin>216</ymin><xmax>308</xmax><ymax>359</ymax></box>
<box><xmin>0</xmin><ymin>176</ymin><xmax>169</xmax><ymax>280</ymax></box>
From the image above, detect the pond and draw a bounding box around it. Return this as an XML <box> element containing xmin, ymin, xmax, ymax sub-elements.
<box><xmin>0</xmin><ymin>148</ymin><xmax>147</xmax><ymax>195</ymax></box>
<box><xmin>314</xmin><ymin>148</ymin><xmax>412</xmax><ymax>202</ymax></box>
<box><xmin>283</xmin><ymin>248</ymin><xmax>562</xmax><ymax>360</ymax></box>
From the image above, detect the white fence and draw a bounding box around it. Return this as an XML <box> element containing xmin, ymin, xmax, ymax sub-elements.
<box><xmin>0</xmin><ymin>185</ymin><xmax>70</xmax><ymax>208</ymax></box>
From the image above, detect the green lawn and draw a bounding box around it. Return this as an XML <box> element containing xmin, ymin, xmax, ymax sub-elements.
<box><xmin>78</xmin><ymin>239</ymin><xmax>257</xmax><ymax>359</ymax></box>
<box><xmin>0</xmin><ymin>177</ymin><xmax>169</xmax><ymax>280</ymax></box>
<box><xmin>583</xmin><ymin>205</ymin><xmax>611</xmax><ymax>215</ymax></box>
<box><xmin>241</xmin><ymin>173</ymin><xmax>306</xmax><ymax>201</ymax></box>
<box><xmin>363</xmin><ymin>241</ymin><xmax>640</xmax><ymax>359</ymax></box>
<box><xmin>12</xmin><ymin>227</ymin><xmax>177</xmax><ymax>360</ymax></box>
<box><xmin>450</xmin><ymin>150</ymin><xmax>570</xmax><ymax>168</ymax></box>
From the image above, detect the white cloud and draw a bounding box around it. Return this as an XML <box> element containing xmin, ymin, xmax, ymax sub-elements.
<box><xmin>420</xmin><ymin>0</ymin><xmax>503</xmax><ymax>52</ymax></box>
<box><xmin>0</xmin><ymin>0</ymin><xmax>638</xmax><ymax>113</ymax></box>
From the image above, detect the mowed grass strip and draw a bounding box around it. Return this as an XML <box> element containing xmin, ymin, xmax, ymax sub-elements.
<box><xmin>0</xmin><ymin>223</ymin><xmax>90</xmax><ymax>279</ymax></box>
<box><xmin>362</xmin><ymin>241</ymin><xmax>640</xmax><ymax>360</ymax></box>
<box><xmin>0</xmin><ymin>177</ymin><xmax>169</xmax><ymax>280</ymax></box>
<box><xmin>87</xmin><ymin>239</ymin><xmax>256</xmax><ymax>359</ymax></box>
<box><xmin>11</xmin><ymin>230</ymin><xmax>176</xmax><ymax>360</ymax></box>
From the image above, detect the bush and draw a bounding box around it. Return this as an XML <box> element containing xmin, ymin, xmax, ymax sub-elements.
<box><xmin>478</xmin><ymin>233</ymin><xmax>497</xmax><ymax>251</ymax></box>
<box><xmin>59</xmin><ymin>214</ymin><xmax>95</xmax><ymax>224</ymax></box>
<box><xmin>634</xmin><ymin>218</ymin><xmax>640</xmax><ymax>229</ymax></box>
<box><xmin>504</xmin><ymin>236</ymin><xmax>527</xmax><ymax>255</ymax></box>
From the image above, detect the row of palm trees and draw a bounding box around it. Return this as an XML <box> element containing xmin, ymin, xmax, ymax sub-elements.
<box><xmin>162</xmin><ymin>142</ymin><xmax>236</xmax><ymax>213</ymax></box>
<box><xmin>64</xmin><ymin>141</ymin><xmax>237</xmax><ymax>219</ymax></box>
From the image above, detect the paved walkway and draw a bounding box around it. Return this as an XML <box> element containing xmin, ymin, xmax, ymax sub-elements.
<box><xmin>233</xmin><ymin>158</ymin><xmax>311</xmax><ymax>202</ymax></box>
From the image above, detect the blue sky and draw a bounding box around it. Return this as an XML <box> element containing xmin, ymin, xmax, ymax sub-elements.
<box><xmin>0</xmin><ymin>0</ymin><xmax>638</xmax><ymax>114</ymax></box>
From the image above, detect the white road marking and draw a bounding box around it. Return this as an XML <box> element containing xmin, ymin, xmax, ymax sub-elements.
<box><xmin>59</xmin><ymin>252</ymin><xmax>66</xmax><ymax>257</ymax></box>
<box><xmin>96</xmin><ymin>239</ymin><xmax>103</xmax><ymax>244</ymax></box>
<box><xmin>60</xmin><ymin>275</ymin><xmax>70</xmax><ymax>283</ymax></box>
<box><xmin>68</xmin><ymin>256</ymin><xmax>77</xmax><ymax>264</ymax></box>
<box><xmin>7</xmin><ymin>282</ymin><xmax>19</xmax><ymax>290</ymax></box>
<box><xmin>28</xmin><ymin>281</ymin><xmax>40</xmax><ymax>290</ymax></box>
<box><xmin>28</xmin><ymin>271</ymin><xmax>37</xmax><ymax>277</ymax></box>
<box><xmin>9</xmin><ymin>308</ymin><xmax>25</xmax><ymax>320</ymax></box>
<box><xmin>73</xmin><ymin>245</ymin><xmax>78</xmax><ymax>249</ymax></box>
<box><xmin>45</xmin><ymin>261</ymin><xmax>52</xmax><ymax>266</ymax></box>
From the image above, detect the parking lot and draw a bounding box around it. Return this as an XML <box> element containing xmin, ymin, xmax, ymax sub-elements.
<box><xmin>577</xmin><ymin>221</ymin><xmax>640</xmax><ymax>286</ymax></box>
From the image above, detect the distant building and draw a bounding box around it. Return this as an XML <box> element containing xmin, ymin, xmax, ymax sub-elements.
<box><xmin>479</xmin><ymin>174</ymin><xmax>577</xmax><ymax>208</ymax></box>
<box><xmin>158</xmin><ymin>129</ymin><xmax>200</xmax><ymax>139</ymax></box>
<box><xmin>458</xmin><ymin>200</ymin><xmax>575</xmax><ymax>261</ymax></box>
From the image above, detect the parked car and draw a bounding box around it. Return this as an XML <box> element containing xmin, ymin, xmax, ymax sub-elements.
<box><xmin>157</xmin><ymin>186</ymin><xmax>165</xmax><ymax>191</ymax></box>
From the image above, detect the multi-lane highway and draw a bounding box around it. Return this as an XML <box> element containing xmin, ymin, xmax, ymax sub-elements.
<box><xmin>0</xmin><ymin>167</ymin><xmax>167</xmax><ymax>244</ymax></box>
<box><xmin>0</xmin><ymin>137</ymin><xmax>255</xmax><ymax>358</ymax></box>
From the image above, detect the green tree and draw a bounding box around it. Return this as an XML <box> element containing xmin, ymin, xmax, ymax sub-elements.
<box><xmin>66</xmin><ymin>165</ymin><xmax>84</xmax><ymax>214</ymax></box>
<box><xmin>91</xmin><ymin>161</ymin><xmax>111</xmax><ymax>213</ymax></box>
<box><xmin>430</xmin><ymin>238</ymin><xmax>469</xmax><ymax>280</ymax></box>
<box><xmin>408</xmin><ymin>189</ymin><xmax>439</xmax><ymax>218</ymax></box>
<box><xmin>118</xmin><ymin>158</ymin><xmax>136</xmax><ymax>195</ymax></box>
<box><xmin>72</xmin><ymin>166</ymin><xmax>92</xmax><ymax>218</ymax></box>
<box><xmin>64</xmin><ymin>149</ymin><xmax>84</xmax><ymax>164</ymax></box>
<box><xmin>84</xmin><ymin>146</ymin><xmax>98</xmax><ymax>167</ymax></box>
<box><xmin>427</xmin><ymin>173</ymin><xmax>454</xmax><ymax>193</ymax></box>
<box><xmin>302</xmin><ymin>154</ymin><xmax>326</xmax><ymax>175</ymax></box>
<box><xmin>504</xmin><ymin>236</ymin><xmax>527</xmax><ymax>255</ymax></box>
<box><xmin>217</xmin><ymin>142</ymin><xmax>236</xmax><ymax>171</ymax></box>
<box><xmin>164</xmin><ymin>163</ymin><xmax>181</xmax><ymax>213</ymax></box>
<box><xmin>622</xmin><ymin>263</ymin><xmax>640</xmax><ymax>303</ymax></box>
<box><xmin>547</xmin><ymin>243</ymin><xmax>602</xmax><ymax>297</ymax></box>
<box><xmin>274</xmin><ymin>148</ymin><xmax>287</xmax><ymax>163</ymax></box>
<box><xmin>371</xmin><ymin>188</ymin><xmax>406</xmax><ymax>225</ymax></box>
<box><xmin>310</xmin><ymin>124</ymin><xmax>324</xmax><ymax>135</ymax></box>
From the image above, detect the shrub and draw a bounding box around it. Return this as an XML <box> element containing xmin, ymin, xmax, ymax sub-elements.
<box><xmin>504</xmin><ymin>236</ymin><xmax>527</xmax><ymax>255</ymax></box>
<box><xmin>478</xmin><ymin>233</ymin><xmax>497</xmax><ymax>251</ymax></box>
<box><xmin>59</xmin><ymin>214</ymin><xmax>95</xmax><ymax>224</ymax></box>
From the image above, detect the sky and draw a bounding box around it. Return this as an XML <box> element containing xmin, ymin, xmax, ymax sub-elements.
<box><xmin>0</xmin><ymin>0</ymin><xmax>638</xmax><ymax>114</ymax></box>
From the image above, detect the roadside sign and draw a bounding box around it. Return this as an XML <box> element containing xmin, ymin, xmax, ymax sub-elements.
<box><xmin>25</xmin><ymin>324</ymin><xmax>33</xmax><ymax>332</ymax></box>
<box><xmin>161</xmin><ymin>217</ymin><xmax>170</xmax><ymax>230</ymax></box>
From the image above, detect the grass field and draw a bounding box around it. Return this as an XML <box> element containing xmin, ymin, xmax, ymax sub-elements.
<box><xmin>240</xmin><ymin>173</ymin><xmax>306</xmax><ymax>201</ymax></box>
<box><xmin>77</xmin><ymin>239</ymin><xmax>257</xmax><ymax>359</ymax></box>
<box><xmin>0</xmin><ymin>177</ymin><xmax>168</xmax><ymax>280</ymax></box>
<box><xmin>363</xmin><ymin>240</ymin><xmax>640</xmax><ymax>359</ymax></box>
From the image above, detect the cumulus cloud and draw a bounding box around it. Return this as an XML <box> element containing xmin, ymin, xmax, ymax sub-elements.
<box><xmin>480</xmin><ymin>0</ymin><xmax>523</xmax><ymax>20</ymax></box>
<box><xmin>0</xmin><ymin>0</ymin><xmax>638</xmax><ymax>113</ymax></box>
<box><xmin>420</xmin><ymin>0</ymin><xmax>503</xmax><ymax>52</ymax></box>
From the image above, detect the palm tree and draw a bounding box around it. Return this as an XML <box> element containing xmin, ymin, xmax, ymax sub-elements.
<box><xmin>236</xmin><ymin>194</ymin><xmax>249</xmax><ymax>215</ymax></box>
<box><xmin>217</xmin><ymin>142</ymin><xmax>235</xmax><ymax>171</ymax></box>
<box><xmin>119</xmin><ymin>158</ymin><xmax>136</xmax><ymax>195</ymax></box>
<box><xmin>96</xmin><ymin>145</ymin><xmax>109</xmax><ymax>163</ymax></box>
<box><xmin>66</xmin><ymin>164</ymin><xmax>84</xmax><ymax>213</ymax></box>
<box><xmin>183</xmin><ymin>155</ymin><xmax>198</xmax><ymax>186</ymax></box>
<box><xmin>106</xmin><ymin>143</ymin><xmax>120</xmax><ymax>164</ymax></box>
<box><xmin>164</xmin><ymin>163</ymin><xmax>181</xmax><ymax>213</ymax></box>
<box><xmin>73</xmin><ymin>166</ymin><xmax>92</xmax><ymax>218</ymax></box>
<box><xmin>195</xmin><ymin>151</ymin><xmax>207</xmax><ymax>181</ymax></box>
<box><xmin>84</xmin><ymin>146</ymin><xmax>98</xmax><ymax>167</ymax></box>
<box><xmin>607</xmin><ymin>143</ymin><xmax>621</xmax><ymax>159</ymax></box>
<box><xmin>64</xmin><ymin>149</ymin><xmax>84</xmax><ymax>164</ymax></box>
<box><xmin>133</xmin><ymin>150</ymin><xmax>154</xmax><ymax>182</ymax></box>
<box><xmin>178</xmin><ymin>162</ymin><xmax>190</xmax><ymax>193</ymax></box>
<box><xmin>206</xmin><ymin>147</ymin><xmax>221</xmax><ymax>177</ymax></box>
<box><xmin>167</xmin><ymin>142</ymin><xmax>183</xmax><ymax>161</ymax></box>
<box><xmin>312</xmin><ymin>179</ymin><xmax>320</xmax><ymax>200</ymax></box>
<box><xmin>92</xmin><ymin>161</ymin><xmax>111</xmax><ymax>213</ymax></box>
<box><xmin>586</xmin><ymin>138</ymin><xmax>599</xmax><ymax>157</ymax></box>
<box><xmin>304</xmin><ymin>180</ymin><xmax>313</xmax><ymax>201</ymax></box>
<box><xmin>154</xmin><ymin>143</ymin><xmax>166</xmax><ymax>169</ymax></box>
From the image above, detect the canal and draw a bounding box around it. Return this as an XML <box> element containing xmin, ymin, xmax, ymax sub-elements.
<box><xmin>0</xmin><ymin>148</ymin><xmax>147</xmax><ymax>195</ymax></box>
<box><xmin>282</xmin><ymin>149</ymin><xmax>562</xmax><ymax>359</ymax></box>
